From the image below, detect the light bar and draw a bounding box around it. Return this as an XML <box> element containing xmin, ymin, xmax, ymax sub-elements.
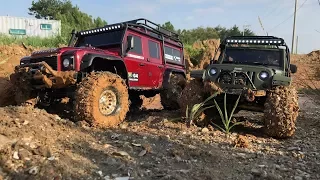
<box><xmin>80</xmin><ymin>24</ymin><xmax>122</xmax><ymax>35</ymax></box>
<box><xmin>225</xmin><ymin>39</ymin><xmax>283</xmax><ymax>45</ymax></box>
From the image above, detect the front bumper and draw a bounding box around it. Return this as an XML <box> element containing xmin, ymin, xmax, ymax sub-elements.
<box><xmin>12</xmin><ymin>62</ymin><xmax>78</xmax><ymax>89</ymax></box>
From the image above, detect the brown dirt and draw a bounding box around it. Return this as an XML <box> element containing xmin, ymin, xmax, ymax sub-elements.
<box><xmin>291</xmin><ymin>52</ymin><xmax>320</xmax><ymax>90</ymax></box>
<box><xmin>74</xmin><ymin>72</ymin><xmax>129</xmax><ymax>128</ymax></box>
<box><xmin>0</xmin><ymin>45</ymin><xmax>40</xmax><ymax>107</ymax></box>
<box><xmin>264</xmin><ymin>85</ymin><xmax>300</xmax><ymax>138</ymax></box>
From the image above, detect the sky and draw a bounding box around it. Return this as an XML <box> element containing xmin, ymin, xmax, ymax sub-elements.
<box><xmin>0</xmin><ymin>0</ymin><xmax>319</xmax><ymax>54</ymax></box>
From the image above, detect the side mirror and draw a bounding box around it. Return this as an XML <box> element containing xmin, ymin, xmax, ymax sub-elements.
<box><xmin>290</xmin><ymin>64</ymin><xmax>297</xmax><ymax>74</ymax></box>
<box><xmin>126</xmin><ymin>36</ymin><xmax>134</xmax><ymax>51</ymax></box>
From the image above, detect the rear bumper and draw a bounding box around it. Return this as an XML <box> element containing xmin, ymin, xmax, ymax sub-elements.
<box><xmin>12</xmin><ymin>62</ymin><xmax>78</xmax><ymax>89</ymax></box>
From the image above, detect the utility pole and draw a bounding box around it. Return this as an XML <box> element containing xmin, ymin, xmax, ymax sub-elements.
<box><xmin>296</xmin><ymin>36</ymin><xmax>299</xmax><ymax>54</ymax></box>
<box><xmin>258</xmin><ymin>16</ymin><xmax>268</xmax><ymax>36</ymax></box>
<box><xmin>291</xmin><ymin>0</ymin><xmax>298</xmax><ymax>54</ymax></box>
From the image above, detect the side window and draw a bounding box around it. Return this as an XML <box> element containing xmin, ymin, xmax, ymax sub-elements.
<box><xmin>173</xmin><ymin>49</ymin><xmax>182</xmax><ymax>62</ymax></box>
<box><xmin>128</xmin><ymin>35</ymin><xmax>143</xmax><ymax>55</ymax></box>
<box><xmin>148</xmin><ymin>40</ymin><xmax>160</xmax><ymax>59</ymax></box>
<box><xmin>164</xmin><ymin>45</ymin><xmax>182</xmax><ymax>62</ymax></box>
<box><xmin>164</xmin><ymin>46</ymin><xmax>173</xmax><ymax>61</ymax></box>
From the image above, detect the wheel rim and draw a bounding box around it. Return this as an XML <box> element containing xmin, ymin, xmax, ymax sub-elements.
<box><xmin>99</xmin><ymin>89</ymin><xmax>118</xmax><ymax>116</ymax></box>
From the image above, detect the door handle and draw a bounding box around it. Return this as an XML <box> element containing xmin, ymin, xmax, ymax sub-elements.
<box><xmin>139</xmin><ymin>63</ymin><xmax>145</xmax><ymax>66</ymax></box>
<box><xmin>157</xmin><ymin>65</ymin><xmax>163</xmax><ymax>68</ymax></box>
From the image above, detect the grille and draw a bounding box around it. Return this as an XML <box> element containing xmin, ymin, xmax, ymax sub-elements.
<box><xmin>30</xmin><ymin>56</ymin><xmax>58</xmax><ymax>70</ymax></box>
<box><xmin>218</xmin><ymin>70</ymin><xmax>256</xmax><ymax>86</ymax></box>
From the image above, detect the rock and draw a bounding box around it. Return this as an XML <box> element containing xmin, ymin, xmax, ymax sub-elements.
<box><xmin>54</xmin><ymin>115</ymin><xmax>61</xmax><ymax>120</ymax></box>
<box><xmin>112</xmin><ymin>151</ymin><xmax>131</xmax><ymax>158</ymax></box>
<box><xmin>28</xmin><ymin>166</ymin><xmax>39</xmax><ymax>175</ymax></box>
<box><xmin>294</xmin><ymin>176</ymin><xmax>303</xmax><ymax>180</ymax></box>
<box><xmin>13</xmin><ymin>151</ymin><xmax>19</xmax><ymax>160</ymax></box>
<box><xmin>119</xmin><ymin>123</ymin><xmax>128</xmax><ymax>129</ymax></box>
<box><xmin>138</xmin><ymin>150</ymin><xmax>147</xmax><ymax>157</ymax></box>
<box><xmin>251</xmin><ymin>168</ymin><xmax>261</xmax><ymax>176</ymax></box>
<box><xmin>288</xmin><ymin>147</ymin><xmax>301</xmax><ymax>151</ymax></box>
<box><xmin>201</xmin><ymin>128</ymin><xmax>209</xmax><ymax>133</ymax></box>
<box><xmin>47</xmin><ymin>156</ymin><xmax>55</xmax><ymax>161</ymax></box>
<box><xmin>18</xmin><ymin>149</ymin><xmax>32</xmax><ymax>160</ymax></box>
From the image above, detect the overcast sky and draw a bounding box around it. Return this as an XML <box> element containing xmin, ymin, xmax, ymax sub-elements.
<box><xmin>1</xmin><ymin>0</ymin><xmax>319</xmax><ymax>54</ymax></box>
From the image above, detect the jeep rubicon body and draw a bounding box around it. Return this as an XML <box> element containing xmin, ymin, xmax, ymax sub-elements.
<box><xmin>10</xmin><ymin>18</ymin><xmax>186</xmax><ymax>127</ymax></box>
<box><xmin>189</xmin><ymin>36</ymin><xmax>299</xmax><ymax>138</ymax></box>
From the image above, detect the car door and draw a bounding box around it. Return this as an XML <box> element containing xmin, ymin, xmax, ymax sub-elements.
<box><xmin>124</xmin><ymin>33</ymin><xmax>149</xmax><ymax>87</ymax></box>
<box><xmin>145</xmin><ymin>38</ymin><xmax>164</xmax><ymax>88</ymax></box>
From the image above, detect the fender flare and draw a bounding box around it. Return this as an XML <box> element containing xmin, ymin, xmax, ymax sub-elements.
<box><xmin>162</xmin><ymin>68</ymin><xmax>186</xmax><ymax>89</ymax></box>
<box><xmin>80</xmin><ymin>53</ymin><xmax>129</xmax><ymax>83</ymax></box>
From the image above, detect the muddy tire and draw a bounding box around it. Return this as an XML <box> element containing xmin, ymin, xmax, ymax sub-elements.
<box><xmin>129</xmin><ymin>93</ymin><xmax>143</xmax><ymax>111</ymax></box>
<box><xmin>74</xmin><ymin>72</ymin><xmax>129</xmax><ymax>128</ymax></box>
<box><xmin>160</xmin><ymin>74</ymin><xmax>186</xmax><ymax>110</ymax></box>
<box><xmin>264</xmin><ymin>86</ymin><xmax>299</xmax><ymax>138</ymax></box>
<box><xmin>177</xmin><ymin>78</ymin><xmax>206</xmax><ymax>124</ymax></box>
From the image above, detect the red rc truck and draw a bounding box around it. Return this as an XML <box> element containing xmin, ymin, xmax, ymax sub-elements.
<box><xmin>10</xmin><ymin>18</ymin><xmax>187</xmax><ymax>127</ymax></box>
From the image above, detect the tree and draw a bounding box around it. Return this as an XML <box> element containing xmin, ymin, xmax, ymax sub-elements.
<box><xmin>28</xmin><ymin>0</ymin><xmax>107</xmax><ymax>42</ymax></box>
<box><xmin>161</xmin><ymin>21</ymin><xmax>175</xmax><ymax>32</ymax></box>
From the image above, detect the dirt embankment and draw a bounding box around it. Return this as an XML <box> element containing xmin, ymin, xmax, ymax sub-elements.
<box><xmin>0</xmin><ymin>45</ymin><xmax>38</xmax><ymax>107</ymax></box>
<box><xmin>291</xmin><ymin>51</ymin><xmax>320</xmax><ymax>90</ymax></box>
<box><xmin>184</xmin><ymin>39</ymin><xmax>220</xmax><ymax>74</ymax></box>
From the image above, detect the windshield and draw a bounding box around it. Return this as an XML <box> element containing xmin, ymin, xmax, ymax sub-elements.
<box><xmin>74</xmin><ymin>30</ymin><xmax>124</xmax><ymax>47</ymax></box>
<box><xmin>221</xmin><ymin>48</ymin><xmax>282</xmax><ymax>67</ymax></box>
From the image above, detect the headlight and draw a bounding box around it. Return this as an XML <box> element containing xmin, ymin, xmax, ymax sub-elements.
<box><xmin>259</xmin><ymin>71</ymin><xmax>269</xmax><ymax>80</ymax></box>
<box><xmin>209</xmin><ymin>68</ymin><xmax>218</xmax><ymax>75</ymax></box>
<box><xmin>63</xmin><ymin>58</ymin><xmax>70</xmax><ymax>67</ymax></box>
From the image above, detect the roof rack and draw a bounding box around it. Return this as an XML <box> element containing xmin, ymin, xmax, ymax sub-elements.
<box><xmin>76</xmin><ymin>18</ymin><xmax>182</xmax><ymax>44</ymax></box>
<box><xmin>123</xmin><ymin>18</ymin><xmax>181</xmax><ymax>42</ymax></box>
<box><xmin>222</xmin><ymin>35</ymin><xmax>286</xmax><ymax>46</ymax></box>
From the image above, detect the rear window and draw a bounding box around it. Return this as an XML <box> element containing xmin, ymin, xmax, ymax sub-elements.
<box><xmin>164</xmin><ymin>45</ymin><xmax>182</xmax><ymax>63</ymax></box>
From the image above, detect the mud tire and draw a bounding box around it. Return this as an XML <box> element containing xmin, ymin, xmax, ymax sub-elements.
<box><xmin>129</xmin><ymin>93</ymin><xmax>143</xmax><ymax>112</ymax></box>
<box><xmin>74</xmin><ymin>72</ymin><xmax>129</xmax><ymax>128</ymax></box>
<box><xmin>264</xmin><ymin>86</ymin><xmax>299</xmax><ymax>138</ymax></box>
<box><xmin>160</xmin><ymin>73</ymin><xmax>186</xmax><ymax>110</ymax></box>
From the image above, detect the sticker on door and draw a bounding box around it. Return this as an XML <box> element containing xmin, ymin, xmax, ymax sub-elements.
<box><xmin>128</xmin><ymin>72</ymin><xmax>139</xmax><ymax>81</ymax></box>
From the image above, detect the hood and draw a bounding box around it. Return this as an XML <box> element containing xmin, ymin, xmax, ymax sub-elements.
<box><xmin>31</xmin><ymin>46</ymin><xmax>119</xmax><ymax>57</ymax></box>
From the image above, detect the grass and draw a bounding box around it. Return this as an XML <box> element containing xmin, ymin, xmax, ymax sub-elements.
<box><xmin>211</xmin><ymin>93</ymin><xmax>242</xmax><ymax>134</ymax></box>
<box><xmin>186</xmin><ymin>91</ymin><xmax>242</xmax><ymax>134</ymax></box>
<box><xmin>185</xmin><ymin>92</ymin><xmax>219</xmax><ymax>126</ymax></box>
<box><xmin>0</xmin><ymin>34</ymin><xmax>67</xmax><ymax>48</ymax></box>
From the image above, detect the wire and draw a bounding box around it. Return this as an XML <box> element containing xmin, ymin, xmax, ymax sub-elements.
<box><xmin>268</xmin><ymin>0</ymin><xmax>308</xmax><ymax>33</ymax></box>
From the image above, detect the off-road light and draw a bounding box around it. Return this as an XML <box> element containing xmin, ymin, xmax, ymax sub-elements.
<box><xmin>209</xmin><ymin>68</ymin><xmax>218</xmax><ymax>75</ymax></box>
<box><xmin>63</xmin><ymin>58</ymin><xmax>70</xmax><ymax>67</ymax></box>
<box><xmin>259</xmin><ymin>71</ymin><xmax>269</xmax><ymax>80</ymax></box>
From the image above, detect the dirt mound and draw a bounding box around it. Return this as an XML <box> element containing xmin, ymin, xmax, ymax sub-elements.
<box><xmin>0</xmin><ymin>45</ymin><xmax>37</xmax><ymax>107</ymax></box>
<box><xmin>184</xmin><ymin>39</ymin><xmax>220</xmax><ymax>74</ymax></box>
<box><xmin>291</xmin><ymin>53</ymin><xmax>320</xmax><ymax>90</ymax></box>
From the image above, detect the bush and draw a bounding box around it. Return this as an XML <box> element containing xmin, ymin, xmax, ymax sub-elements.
<box><xmin>0</xmin><ymin>34</ymin><xmax>67</xmax><ymax>48</ymax></box>
<box><xmin>184</xmin><ymin>44</ymin><xmax>205</xmax><ymax>66</ymax></box>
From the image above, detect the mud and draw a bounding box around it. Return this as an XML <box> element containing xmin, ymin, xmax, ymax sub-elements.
<box><xmin>74</xmin><ymin>72</ymin><xmax>129</xmax><ymax>128</ymax></box>
<box><xmin>264</xmin><ymin>86</ymin><xmax>300</xmax><ymax>138</ymax></box>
